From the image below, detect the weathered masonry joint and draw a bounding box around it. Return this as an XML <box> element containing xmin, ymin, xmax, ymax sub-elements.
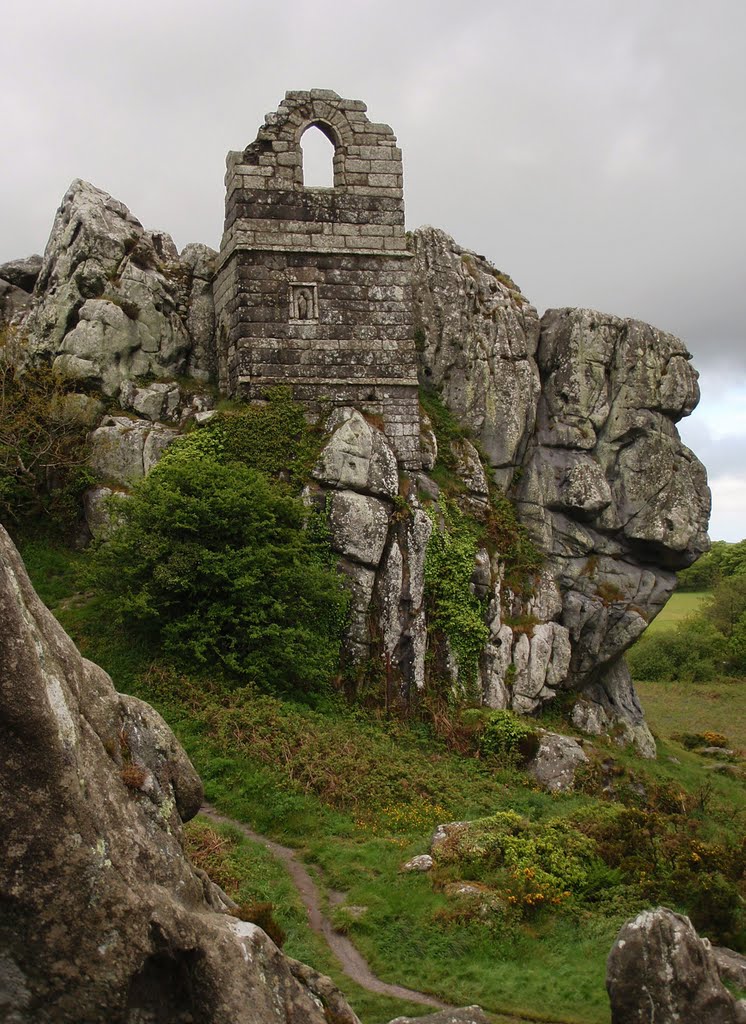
<box><xmin>214</xmin><ymin>89</ymin><xmax>421</xmax><ymax>468</ymax></box>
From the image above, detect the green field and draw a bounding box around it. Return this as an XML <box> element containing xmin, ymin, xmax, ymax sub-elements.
<box><xmin>634</xmin><ymin>590</ymin><xmax>746</xmax><ymax>749</ymax></box>
<box><xmin>636</xmin><ymin>678</ymin><xmax>746</xmax><ymax>751</ymax></box>
<box><xmin>646</xmin><ymin>591</ymin><xmax>710</xmax><ymax>634</ymax></box>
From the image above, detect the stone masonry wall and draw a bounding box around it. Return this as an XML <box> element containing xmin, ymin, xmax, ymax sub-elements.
<box><xmin>214</xmin><ymin>89</ymin><xmax>421</xmax><ymax>468</ymax></box>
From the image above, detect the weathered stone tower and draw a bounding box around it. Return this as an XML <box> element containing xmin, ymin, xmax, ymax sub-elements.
<box><xmin>214</xmin><ymin>90</ymin><xmax>421</xmax><ymax>468</ymax></box>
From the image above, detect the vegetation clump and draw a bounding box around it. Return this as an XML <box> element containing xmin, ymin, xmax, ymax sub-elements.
<box><xmin>0</xmin><ymin>339</ymin><xmax>94</xmax><ymax>531</ymax></box>
<box><xmin>627</xmin><ymin>572</ymin><xmax>746</xmax><ymax>681</ymax></box>
<box><xmin>424</xmin><ymin>495</ymin><xmax>490</xmax><ymax>689</ymax></box>
<box><xmin>86</xmin><ymin>452</ymin><xmax>347</xmax><ymax>694</ymax></box>
<box><xmin>188</xmin><ymin>386</ymin><xmax>324</xmax><ymax>489</ymax></box>
<box><xmin>433</xmin><ymin>811</ymin><xmax>604</xmax><ymax>917</ymax></box>
<box><xmin>477</xmin><ymin>709</ymin><xmax>539</xmax><ymax>765</ymax></box>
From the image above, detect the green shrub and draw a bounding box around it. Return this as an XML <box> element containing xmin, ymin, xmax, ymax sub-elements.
<box><xmin>478</xmin><ymin>710</ymin><xmax>539</xmax><ymax>765</ymax></box>
<box><xmin>678</xmin><ymin>539</ymin><xmax>746</xmax><ymax>591</ymax></box>
<box><xmin>86</xmin><ymin>453</ymin><xmax>348</xmax><ymax>693</ymax></box>
<box><xmin>433</xmin><ymin>811</ymin><xmax>601</xmax><ymax>916</ymax></box>
<box><xmin>681</xmin><ymin>872</ymin><xmax>745</xmax><ymax>948</ymax></box>
<box><xmin>705</xmin><ymin>576</ymin><xmax>746</xmax><ymax>637</ymax></box>
<box><xmin>162</xmin><ymin>386</ymin><xmax>323</xmax><ymax>491</ymax></box>
<box><xmin>626</xmin><ymin>616</ymin><xmax>727</xmax><ymax>682</ymax></box>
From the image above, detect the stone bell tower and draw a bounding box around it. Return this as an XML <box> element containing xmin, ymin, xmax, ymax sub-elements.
<box><xmin>213</xmin><ymin>89</ymin><xmax>421</xmax><ymax>468</ymax></box>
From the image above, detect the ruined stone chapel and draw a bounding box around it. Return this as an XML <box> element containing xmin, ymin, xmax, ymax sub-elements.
<box><xmin>213</xmin><ymin>89</ymin><xmax>422</xmax><ymax>469</ymax></box>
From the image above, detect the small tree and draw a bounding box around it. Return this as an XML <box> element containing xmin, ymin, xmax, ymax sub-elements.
<box><xmin>704</xmin><ymin>575</ymin><xmax>746</xmax><ymax>636</ymax></box>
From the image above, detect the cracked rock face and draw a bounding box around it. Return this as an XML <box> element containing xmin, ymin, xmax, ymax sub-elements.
<box><xmin>514</xmin><ymin>308</ymin><xmax>709</xmax><ymax>753</ymax></box>
<box><xmin>412</xmin><ymin>226</ymin><xmax>541</xmax><ymax>488</ymax></box>
<box><xmin>22</xmin><ymin>179</ymin><xmax>216</xmax><ymax>396</ymax></box>
<box><xmin>0</xmin><ymin>523</ymin><xmax>362</xmax><ymax>1024</ymax></box>
<box><xmin>606</xmin><ymin>908</ymin><xmax>746</xmax><ymax>1024</ymax></box>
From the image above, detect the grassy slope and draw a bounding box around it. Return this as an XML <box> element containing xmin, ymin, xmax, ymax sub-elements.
<box><xmin>646</xmin><ymin>591</ymin><xmax>710</xmax><ymax>633</ymax></box>
<box><xmin>18</xmin><ymin>540</ymin><xmax>746</xmax><ymax>1024</ymax></box>
<box><xmin>636</xmin><ymin>588</ymin><xmax>746</xmax><ymax>750</ymax></box>
<box><xmin>636</xmin><ymin>679</ymin><xmax>746</xmax><ymax>751</ymax></box>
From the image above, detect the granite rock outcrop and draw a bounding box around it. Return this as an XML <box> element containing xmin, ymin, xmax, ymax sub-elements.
<box><xmin>412</xmin><ymin>228</ymin><xmax>709</xmax><ymax>754</ymax></box>
<box><xmin>5</xmin><ymin>151</ymin><xmax>710</xmax><ymax>755</ymax></box>
<box><xmin>23</xmin><ymin>179</ymin><xmax>216</xmax><ymax>395</ymax></box>
<box><xmin>0</xmin><ymin>522</ymin><xmax>363</xmax><ymax>1024</ymax></box>
<box><xmin>606</xmin><ymin>908</ymin><xmax>746</xmax><ymax>1024</ymax></box>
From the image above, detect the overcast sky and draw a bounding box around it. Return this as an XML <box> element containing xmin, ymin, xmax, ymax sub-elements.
<box><xmin>2</xmin><ymin>0</ymin><xmax>743</xmax><ymax>540</ymax></box>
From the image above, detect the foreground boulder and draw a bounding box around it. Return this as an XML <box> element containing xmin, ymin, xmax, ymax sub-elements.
<box><xmin>606</xmin><ymin>908</ymin><xmax>746</xmax><ymax>1023</ymax></box>
<box><xmin>0</xmin><ymin>523</ymin><xmax>361</xmax><ymax>1024</ymax></box>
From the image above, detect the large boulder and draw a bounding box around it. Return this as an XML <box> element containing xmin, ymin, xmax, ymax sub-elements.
<box><xmin>23</xmin><ymin>180</ymin><xmax>216</xmax><ymax>396</ymax></box>
<box><xmin>414</xmin><ymin>249</ymin><xmax>710</xmax><ymax>752</ymax></box>
<box><xmin>515</xmin><ymin>309</ymin><xmax>709</xmax><ymax>753</ymax></box>
<box><xmin>387</xmin><ymin>1011</ymin><xmax>491</xmax><ymax>1024</ymax></box>
<box><xmin>88</xmin><ymin>415</ymin><xmax>179</xmax><ymax>486</ymax></box>
<box><xmin>313</xmin><ymin>407</ymin><xmax>398</xmax><ymax>499</ymax></box>
<box><xmin>606</xmin><ymin>908</ymin><xmax>746</xmax><ymax>1024</ymax></box>
<box><xmin>0</xmin><ymin>523</ymin><xmax>362</xmax><ymax>1024</ymax></box>
<box><xmin>526</xmin><ymin>730</ymin><xmax>588</xmax><ymax>792</ymax></box>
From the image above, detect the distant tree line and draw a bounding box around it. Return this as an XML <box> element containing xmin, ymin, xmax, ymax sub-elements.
<box><xmin>677</xmin><ymin>539</ymin><xmax>746</xmax><ymax>591</ymax></box>
<box><xmin>629</xmin><ymin>549</ymin><xmax>746</xmax><ymax>682</ymax></box>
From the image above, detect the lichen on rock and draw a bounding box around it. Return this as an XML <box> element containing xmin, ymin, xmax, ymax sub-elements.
<box><xmin>0</xmin><ymin>522</ymin><xmax>362</xmax><ymax>1023</ymax></box>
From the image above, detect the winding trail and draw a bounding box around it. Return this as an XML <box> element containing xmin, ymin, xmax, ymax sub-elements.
<box><xmin>200</xmin><ymin>803</ymin><xmax>448</xmax><ymax>1010</ymax></box>
<box><xmin>200</xmin><ymin>804</ymin><xmax>572</xmax><ymax>1024</ymax></box>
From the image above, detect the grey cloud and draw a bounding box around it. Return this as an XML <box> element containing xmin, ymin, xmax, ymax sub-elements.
<box><xmin>1</xmin><ymin>0</ymin><xmax>743</xmax><ymax>490</ymax></box>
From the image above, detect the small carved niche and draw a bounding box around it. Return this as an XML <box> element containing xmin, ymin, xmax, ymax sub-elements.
<box><xmin>289</xmin><ymin>282</ymin><xmax>319</xmax><ymax>322</ymax></box>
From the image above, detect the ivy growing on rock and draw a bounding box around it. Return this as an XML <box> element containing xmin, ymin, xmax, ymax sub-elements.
<box><xmin>424</xmin><ymin>495</ymin><xmax>490</xmax><ymax>692</ymax></box>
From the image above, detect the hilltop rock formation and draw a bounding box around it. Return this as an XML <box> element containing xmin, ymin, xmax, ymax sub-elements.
<box><xmin>5</xmin><ymin>181</ymin><xmax>711</xmax><ymax>755</ymax></box>
<box><xmin>23</xmin><ymin>180</ymin><xmax>216</xmax><ymax>395</ymax></box>
<box><xmin>413</xmin><ymin>228</ymin><xmax>709</xmax><ymax>754</ymax></box>
<box><xmin>0</xmin><ymin>522</ymin><xmax>363</xmax><ymax>1024</ymax></box>
<box><xmin>606</xmin><ymin>908</ymin><xmax>746</xmax><ymax>1023</ymax></box>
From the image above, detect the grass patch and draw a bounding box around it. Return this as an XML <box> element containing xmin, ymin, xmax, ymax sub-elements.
<box><xmin>636</xmin><ymin>678</ymin><xmax>746</xmax><ymax>752</ymax></box>
<box><xmin>646</xmin><ymin>591</ymin><xmax>710</xmax><ymax>634</ymax></box>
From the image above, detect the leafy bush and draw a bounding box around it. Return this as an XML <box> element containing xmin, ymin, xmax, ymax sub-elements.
<box><xmin>86</xmin><ymin>453</ymin><xmax>348</xmax><ymax>693</ymax></box>
<box><xmin>176</xmin><ymin>387</ymin><xmax>323</xmax><ymax>489</ymax></box>
<box><xmin>676</xmin><ymin>731</ymin><xmax>730</xmax><ymax>750</ymax></box>
<box><xmin>705</xmin><ymin>576</ymin><xmax>746</xmax><ymax>636</ymax></box>
<box><xmin>626</xmin><ymin>616</ymin><xmax>728</xmax><ymax>682</ymax></box>
<box><xmin>433</xmin><ymin>811</ymin><xmax>601</xmax><ymax>916</ymax></box>
<box><xmin>478</xmin><ymin>710</ymin><xmax>539</xmax><ymax>765</ymax></box>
